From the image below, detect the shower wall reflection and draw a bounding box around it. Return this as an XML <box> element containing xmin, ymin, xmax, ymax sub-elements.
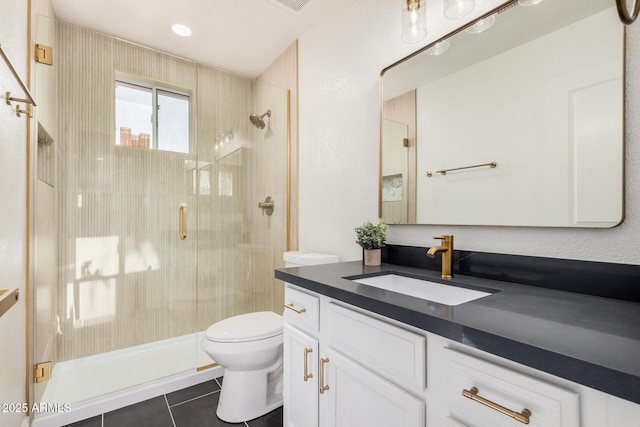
<box><xmin>50</xmin><ymin>19</ymin><xmax>289</xmax><ymax>366</ymax></box>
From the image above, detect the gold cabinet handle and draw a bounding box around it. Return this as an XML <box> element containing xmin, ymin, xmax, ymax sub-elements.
<box><xmin>320</xmin><ymin>357</ymin><xmax>330</xmax><ymax>394</ymax></box>
<box><xmin>303</xmin><ymin>348</ymin><xmax>313</xmax><ymax>382</ymax></box>
<box><xmin>179</xmin><ymin>204</ymin><xmax>187</xmax><ymax>240</ymax></box>
<box><xmin>462</xmin><ymin>387</ymin><xmax>532</xmax><ymax>425</ymax></box>
<box><xmin>284</xmin><ymin>303</ymin><xmax>306</xmax><ymax>314</ymax></box>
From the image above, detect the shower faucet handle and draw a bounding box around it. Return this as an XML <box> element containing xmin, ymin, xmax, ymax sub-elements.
<box><xmin>258</xmin><ymin>196</ymin><xmax>274</xmax><ymax>216</ymax></box>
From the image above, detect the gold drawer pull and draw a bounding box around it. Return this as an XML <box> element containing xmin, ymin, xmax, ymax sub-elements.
<box><xmin>462</xmin><ymin>387</ymin><xmax>532</xmax><ymax>425</ymax></box>
<box><xmin>303</xmin><ymin>348</ymin><xmax>313</xmax><ymax>382</ymax></box>
<box><xmin>320</xmin><ymin>357</ymin><xmax>330</xmax><ymax>394</ymax></box>
<box><xmin>284</xmin><ymin>303</ymin><xmax>306</xmax><ymax>314</ymax></box>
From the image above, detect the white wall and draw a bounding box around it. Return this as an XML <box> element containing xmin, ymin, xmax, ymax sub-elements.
<box><xmin>0</xmin><ymin>0</ymin><xmax>29</xmax><ymax>425</ymax></box>
<box><xmin>298</xmin><ymin>0</ymin><xmax>640</xmax><ymax>265</ymax></box>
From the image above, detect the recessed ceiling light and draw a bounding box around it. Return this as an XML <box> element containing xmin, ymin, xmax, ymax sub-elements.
<box><xmin>171</xmin><ymin>24</ymin><xmax>192</xmax><ymax>37</ymax></box>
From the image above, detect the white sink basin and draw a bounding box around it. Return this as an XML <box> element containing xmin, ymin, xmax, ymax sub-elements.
<box><xmin>351</xmin><ymin>274</ymin><xmax>491</xmax><ymax>306</ymax></box>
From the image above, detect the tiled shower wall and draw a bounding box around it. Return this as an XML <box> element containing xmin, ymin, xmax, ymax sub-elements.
<box><xmin>53</xmin><ymin>20</ymin><xmax>289</xmax><ymax>361</ymax></box>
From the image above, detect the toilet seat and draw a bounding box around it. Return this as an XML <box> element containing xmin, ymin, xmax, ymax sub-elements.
<box><xmin>205</xmin><ymin>311</ymin><xmax>283</xmax><ymax>343</ymax></box>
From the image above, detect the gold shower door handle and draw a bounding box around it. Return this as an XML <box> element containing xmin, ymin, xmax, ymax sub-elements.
<box><xmin>320</xmin><ymin>357</ymin><xmax>330</xmax><ymax>394</ymax></box>
<box><xmin>462</xmin><ymin>387</ymin><xmax>532</xmax><ymax>424</ymax></box>
<box><xmin>179</xmin><ymin>204</ymin><xmax>187</xmax><ymax>240</ymax></box>
<box><xmin>303</xmin><ymin>348</ymin><xmax>313</xmax><ymax>382</ymax></box>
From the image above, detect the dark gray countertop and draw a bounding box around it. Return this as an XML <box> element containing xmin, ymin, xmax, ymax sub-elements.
<box><xmin>275</xmin><ymin>261</ymin><xmax>640</xmax><ymax>404</ymax></box>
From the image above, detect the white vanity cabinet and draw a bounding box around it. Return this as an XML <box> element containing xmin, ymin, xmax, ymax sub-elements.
<box><xmin>283</xmin><ymin>285</ymin><xmax>426</xmax><ymax>427</ymax></box>
<box><xmin>283</xmin><ymin>283</ymin><xmax>640</xmax><ymax>427</ymax></box>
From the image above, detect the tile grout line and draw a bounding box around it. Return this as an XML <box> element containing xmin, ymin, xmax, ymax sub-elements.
<box><xmin>168</xmin><ymin>389</ymin><xmax>221</xmax><ymax>408</ymax></box>
<box><xmin>164</xmin><ymin>394</ymin><xmax>177</xmax><ymax>427</ymax></box>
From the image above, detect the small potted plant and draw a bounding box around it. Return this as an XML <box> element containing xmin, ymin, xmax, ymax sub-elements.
<box><xmin>355</xmin><ymin>220</ymin><xmax>387</xmax><ymax>266</ymax></box>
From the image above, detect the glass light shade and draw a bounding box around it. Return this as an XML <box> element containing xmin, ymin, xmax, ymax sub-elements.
<box><xmin>425</xmin><ymin>40</ymin><xmax>450</xmax><ymax>56</ymax></box>
<box><xmin>465</xmin><ymin>15</ymin><xmax>496</xmax><ymax>34</ymax></box>
<box><xmin>401</xmin><ymin>0</ymin><xmax>428</xmax><ymax>43</ymax></box>
<box><xmin>444</xmin><ymin>0</ymin><xmax>475</xmax><ymax>19</ymax></box>
<box><xmin>518</xmin><ymin>0</ymin><xmax>544</xmax><ymax>5</ymax></box>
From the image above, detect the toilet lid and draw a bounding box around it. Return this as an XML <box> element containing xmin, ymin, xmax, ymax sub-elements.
<box><xmin>205</xmin><ymin>311</ymin><xmax>283</xmax><ymax>343</ymax></box>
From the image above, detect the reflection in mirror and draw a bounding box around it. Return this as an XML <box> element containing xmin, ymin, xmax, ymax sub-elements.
<box><xmin>381</xmin><ymin>0</ymin><xmax>624</xmax><ymax>227</ymax></box>
<box><xmin>381</xmin><ymin>120</ymin><xmax>409</xmax><ymax>224</ymax></box>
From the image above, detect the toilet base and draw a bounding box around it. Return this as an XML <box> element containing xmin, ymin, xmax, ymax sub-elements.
<box><xmin>216</xmin><ymin>358</ymin><xmax>283</xmax><ymax>423</ymax></box>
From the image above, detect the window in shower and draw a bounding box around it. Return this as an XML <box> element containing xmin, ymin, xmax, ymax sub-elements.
<box><xmin>115</xmin><ymin>79</ymin><xmax>191</xmax><ymax>153</ymax></box>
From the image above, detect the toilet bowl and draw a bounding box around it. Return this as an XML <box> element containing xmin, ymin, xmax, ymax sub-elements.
<box><xmin>201</xmin><ymin>311</ymin><xmax>283</xmax><ymax>423</ymax></box>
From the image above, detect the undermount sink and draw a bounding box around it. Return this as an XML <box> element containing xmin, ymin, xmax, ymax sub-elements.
<box><xmin>350</xmin><ymin>274</ymin><xmax>492</xmax><ymax>306</ymax></box>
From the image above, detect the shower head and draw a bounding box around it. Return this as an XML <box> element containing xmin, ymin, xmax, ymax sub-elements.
<box><xmin>249</xmin><ymin>109</ymin><xmax>271</xmax><ymax>129</ymax></box>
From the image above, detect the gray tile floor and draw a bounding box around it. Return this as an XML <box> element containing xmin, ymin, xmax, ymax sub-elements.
<box><xmin>64</xmin><ymin>377</ymin><xmax>283</xmax><ymax>427</ymax></box>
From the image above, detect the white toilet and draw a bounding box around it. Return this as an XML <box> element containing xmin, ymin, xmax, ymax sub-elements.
<box><xmin>201</xmin><ymin>251</ymin><xmax>338</xmax><ymax>423</ymax></box>
<box><xmin>202</xmin><ymin>311</ymin><xmax>284</xmax><ymax>422</ymax></box>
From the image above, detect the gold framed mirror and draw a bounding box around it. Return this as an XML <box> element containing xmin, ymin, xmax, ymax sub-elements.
<box><xmin>380</xmin><ymin>0</ymin><xmax>624</xmax><ymax>227</ymax></box>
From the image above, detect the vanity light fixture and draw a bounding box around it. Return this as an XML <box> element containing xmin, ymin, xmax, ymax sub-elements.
<box><xmin>444</xmin><ymin>0</ymin><xmax>475</xmax><ymax>19</ymax></box>
<box><xmin>401</xmin><ymin>0</ymin><xmax>428</xmax><ymax>44</ymax></box>
<box><xmin>425</xmin><ymin>40</ymin><xmax>450</xmax><ymax>55</ymax></box>
<box><xmin>171</xmin><ymin>24</ymin><xmax>192</xmax><ymax>37</ymax></box>
<box><xmin>517</xmin><ymin>0</ymin><xmax>543</xmax><ymax>6</ymax></box>
<box><xmin>465</xmin><ymin>15</ymin><xmax>496</xmax><ymax>33</ymax></box>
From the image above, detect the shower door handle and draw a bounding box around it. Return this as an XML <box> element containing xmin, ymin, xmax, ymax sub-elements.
<box><xmin>179</xmin><ymin>204</ymin><xmax>187</xmax><ymax>240</ymax></box>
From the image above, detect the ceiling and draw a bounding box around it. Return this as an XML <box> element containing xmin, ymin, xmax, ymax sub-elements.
<box><xmin>50</xmin><ymin>0</ymin><xmax>337</xmax><ymax>78</ymax></box>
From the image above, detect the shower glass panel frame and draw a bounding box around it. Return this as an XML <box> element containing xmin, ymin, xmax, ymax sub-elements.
<box><xmin>32</xmin><ymin>15</ymin><xmax>290</xmax><ymax>414</ymax></box>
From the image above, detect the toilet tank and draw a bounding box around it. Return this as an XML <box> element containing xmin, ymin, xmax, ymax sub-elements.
<box><xmin>283</xmin><ymin>251</ymin><xmax>339</xmax><ymax>267</ymax></box>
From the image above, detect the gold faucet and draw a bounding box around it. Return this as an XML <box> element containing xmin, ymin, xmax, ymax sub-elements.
<box><xmin>426</xmin><ymin>235</ymin><xmax>454</xmax><ymax>279</ymax></box>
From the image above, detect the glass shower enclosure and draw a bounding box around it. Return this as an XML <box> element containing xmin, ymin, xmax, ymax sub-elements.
<box><xmin>32</xmin><ymin>16</ymin><xmax>289</xmax><ymax>416</ymax></box>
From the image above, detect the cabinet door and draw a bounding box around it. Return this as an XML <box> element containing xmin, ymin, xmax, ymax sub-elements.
<box><xmin>284</xmin><ymin>324</ymin><xmax>319</xmax><ymax>427</ymax></box>
<box><xmin>320</xmin><ymin>348</ymin><xmax>425</xmax><ymax>427</ymax></box>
